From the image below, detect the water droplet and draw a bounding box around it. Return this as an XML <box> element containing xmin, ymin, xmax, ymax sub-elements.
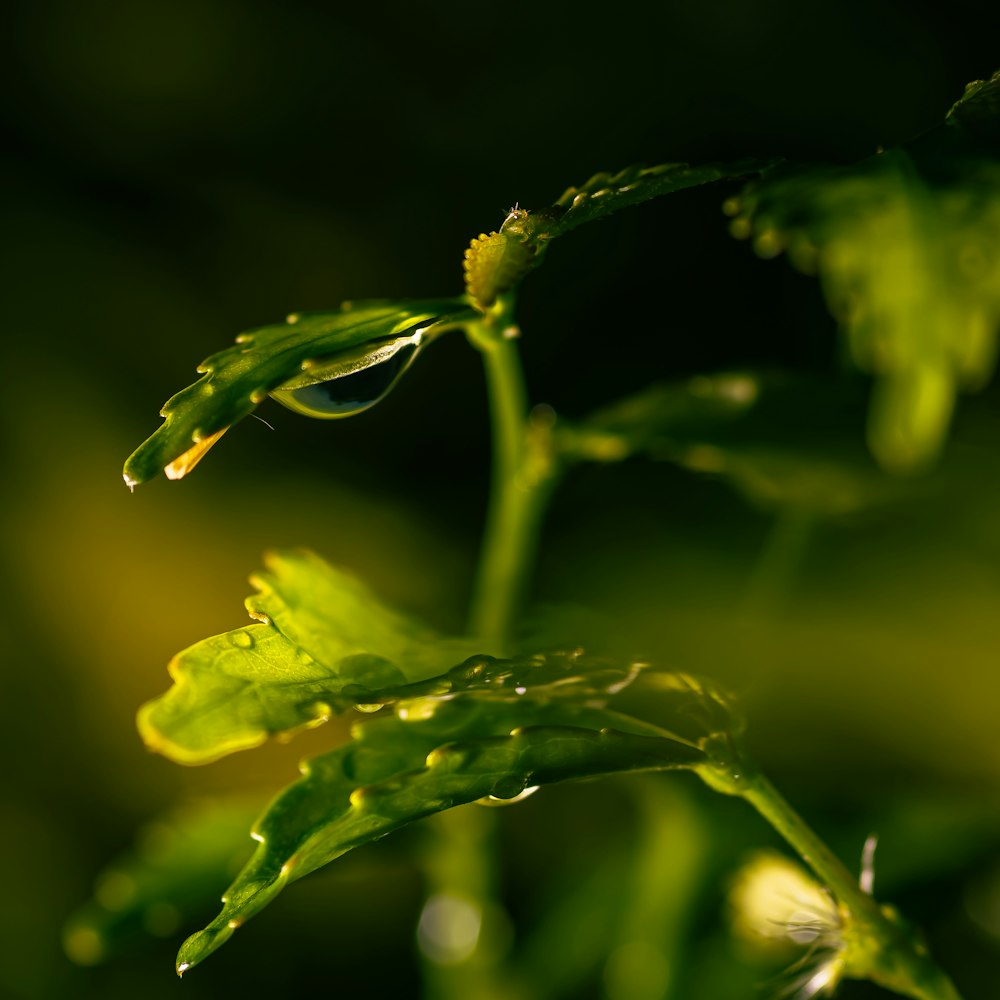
<box><xmin>514</xmin><ymin>685</ymin><xmax>527</xmax><ymax>695</ymax></box>
<box><xmin>310</xmin><ymin>701</ymin><xmax>331</xmax><ymax>723</ymax></box>
<box><xmin>396</xmin><ymin>698</ymin><xmax>439</xmax><ymax>722</ymax></box>
<box><xmin>478</xmin><ymin>785</ymin><xmax>539</xmax><ymax>807</ymax></box>
<box><xmin>489</xmin><ymin>774</ymin><xmax>529</xmax><ymax>800</ymax></box>
<box><xmin>425</xmin><ymin>745</ymin><xmax>471</xmax><ymax>771</ymax></box>
<box><xmin>269</xmin><ymin>331</ymin><xmax>425</xmax><ymax>419</ymax></box>
<box><xmin>354</xmin><ymin>703</ymin><xmax>385</xmax><ymax>714</ymax></box>
<box><xmin>230</xmin><ymin>631</ymin><xmax>254</xmax><ymax>649</ymax></box>
<box><xmin>453</xmin><ymin>655</ymin><xmax>495</xmax><ymax>682</ymax></box>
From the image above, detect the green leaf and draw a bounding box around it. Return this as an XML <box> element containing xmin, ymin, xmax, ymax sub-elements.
<box><xmin>559</xmin><ymin>372</ymin><xmax>903</xmax><ymax>516</ymax></box>
<box><xmin>947</xmin><ymin>68</ymin><xmax>1000</xmax><ymax>139</ymax></box>
<box><xmin>174</xmin><ymin>698</ymin><xmax>705</xmax><ymax>974</ymax></box>
<box><xmin>63</xmin><ymin>796</ymin><xmax>262</xmax><ymax>966</ymax></box>
<box><xmin>139</xmin><ymin>550</ymin><xmax>652</xmax><ymax>765</ymax></box>
<box><xmin>138</xmin><ymin>549</ymin><xmax>483</xmax><ymax>764</ymax></box>
<box><xmin>123</xmin><ymin>298</ymin><xmax>474</xmax><ymax>487</ymax></box>
<box><xmin>556</xmin><ymin>371</ymin><xmax>762</xmax><ymax>464</ymax></box>
<box><xmin>462</xmin><ymin>160</ymin><xmax>777</xmax><ymax>310</ymax></box>
<box><xmin>543</xmin><ymin>159</ymin><xmax>778</xmax><ymax>239</ymax></box>
<box><xmin>727</xmin><ymin>80</ymin><xmax>1000</xmax><ymax>471</ymax></box>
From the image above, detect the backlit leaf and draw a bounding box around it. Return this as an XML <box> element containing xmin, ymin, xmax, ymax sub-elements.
<box><xmin>139</xmin><ymin>551</ymin><xmax>652</xmax><ymax>764</ymax></box>
<box><xmin>138</xmin><ymin>549</ymin><xmax>483</xmax><ymax>764</ymax></box>
<box><xmin>175</xmin><ymin>699</ymin><xmax>705</xmax><ymax>974</ymax></box>
<box><xmin>123</xmin><ymin>298</ymin><xmax>474</xmax><ymax>487</ymax></box>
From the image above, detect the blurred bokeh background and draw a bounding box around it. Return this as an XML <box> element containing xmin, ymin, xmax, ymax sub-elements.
<box><xmin>1</xmin><ymin>1</ymin><xmax>998</xmax><ymax>997</ymax></box>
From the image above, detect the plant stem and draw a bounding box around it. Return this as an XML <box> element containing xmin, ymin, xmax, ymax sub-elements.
<box><xmin>467</xmin><ymin>298</ymin><xmax>557</xmax><ymax>650</ymax></box>
<box><xmin>734</xmin><ymin>766</ymin><xmax>964</xmax><ymax>1000</ymax></box>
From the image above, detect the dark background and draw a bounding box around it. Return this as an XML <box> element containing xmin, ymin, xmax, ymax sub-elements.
<box><xmin>1</xmin><ymin>1</ymin><xmax>999</xmax><ymax>997</ymax></box>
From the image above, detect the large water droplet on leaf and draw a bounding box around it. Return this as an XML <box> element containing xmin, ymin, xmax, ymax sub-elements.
<box><xmin>477</xmin><ymin>784</ymin><xmax>539</xmax><ymax>807</ymax></box>
<box><xmin>488</xmin><ymin>774</ymin><xmax>530</xmax><ymax>801</ymax></box>
<box><xmin>269</xmin><ymin>332</ymin><xmax>423</xmax><ymax>419</ymax></box>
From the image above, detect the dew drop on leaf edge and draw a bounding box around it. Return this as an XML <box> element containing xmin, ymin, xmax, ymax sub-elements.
<box><xmin>269</xmin><ymin>342</ymin><xmax>420</xmax><ymax>419</ymax></box>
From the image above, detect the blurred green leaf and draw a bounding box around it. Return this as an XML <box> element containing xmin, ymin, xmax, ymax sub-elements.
<box><xmin>676</xmin><ymin>440</ymin><xmax>892</xmax><ymax>517</ymax></box>
<box><xmin>560</xmin><ymin>372</ymin><xmax>901</xmax><ymax>516</ymax></box>
<box><xmin>727</xmin><ymin>74</ymin><xmax>1000</xmax><ymax>471</ymax></box>
<box><xmin>123</xmin><ymin>298</ymin><xmax>474</xmax><ymax>487</ymax></box>
<box><xmin>557</xmin><ymin>371</ymin><xmax>762</xmax><ymax>464</ymax></box>
<box><xmin>63</xmin><ymin>797</ymin><xmax>262</xmax><ymax>966</ymax></box>
<box><xmin>175</xmin><ymin>699</ymin><xmax>705</xmax><ymax>974</ymax></box>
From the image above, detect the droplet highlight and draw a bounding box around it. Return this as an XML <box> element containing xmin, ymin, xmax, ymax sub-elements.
<box><xmin>269</xmin><ymin>326</ymin><xmax>430</xmax><ymax>419</ymax></box>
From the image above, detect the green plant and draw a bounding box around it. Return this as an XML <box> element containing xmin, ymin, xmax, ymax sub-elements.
<box><xmin>69</xmin><ymin>70</ymin><xmax>1000</xmax><ymax>999</ymax></box>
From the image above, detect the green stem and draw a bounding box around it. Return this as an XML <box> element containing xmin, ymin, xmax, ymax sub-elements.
<box><xmin>467</xmin><ymin>298</ymin><xmax>557</xmax><ymax>650</ymax></box>
<box><xmin>714</xmin><ymin>757</ymin><xmax>964</xmax><ymax>1000</ymax></box>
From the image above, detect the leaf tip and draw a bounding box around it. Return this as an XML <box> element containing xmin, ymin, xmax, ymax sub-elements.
<box><xmin>164</xmin><ymin>427</ymin><xmax>230</xmax><ymax>480</ymax></box>
<box><xmin>176</xmin><ymin>923</ymin><xmax>233</xmax><ymax>975</ymax></box>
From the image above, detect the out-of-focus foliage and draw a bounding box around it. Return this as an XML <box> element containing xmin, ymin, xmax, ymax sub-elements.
<box><xmin>727</xmin><ymin>69</ymin><xmax>1000</xmax><ymax>472</ymax></box>
<box><xmin>62</xmin><ymin>797</ymin><xmax>261</xmax><ymax>967</ymax></box>
<box><xmin>558</xmin><ymin>372</ymin><xmax>900</xmax><ymax>516</ymax></box>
